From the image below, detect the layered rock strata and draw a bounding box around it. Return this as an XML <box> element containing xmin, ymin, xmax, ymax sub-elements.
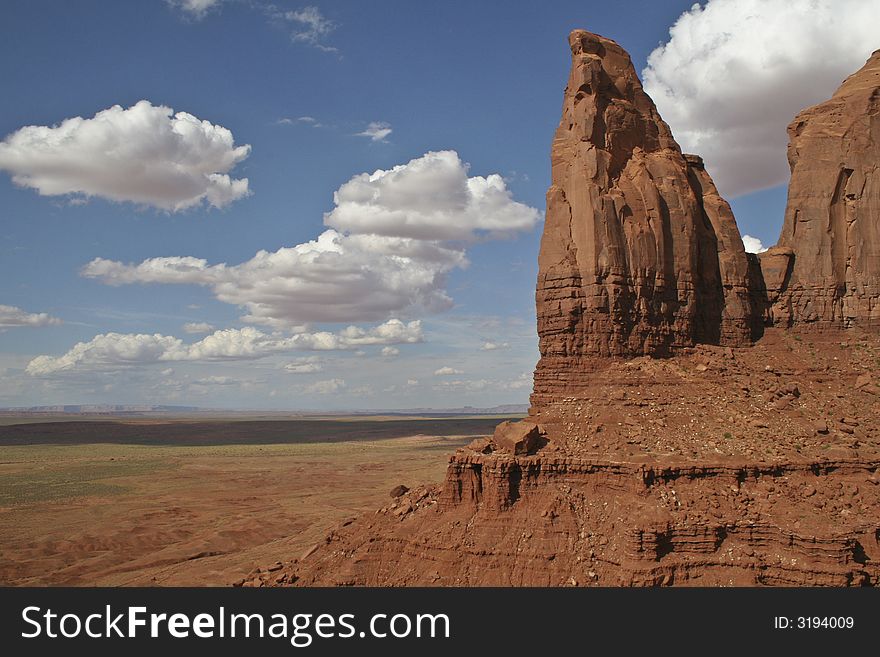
<box><xmin>285</xmin><ymin>454</ymin><xmax>879</xmax><ymax>587</ymax></box>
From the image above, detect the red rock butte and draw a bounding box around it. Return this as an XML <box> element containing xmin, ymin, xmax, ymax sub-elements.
<box><xmin>260</xmin><ymin>31</ymin><xmax>880</xmax><ymax>588</ymax></box>
<box><xmin>761</xmin><ymin>49</ymin><xmax>880</xmax><ymax>330</ymax></box>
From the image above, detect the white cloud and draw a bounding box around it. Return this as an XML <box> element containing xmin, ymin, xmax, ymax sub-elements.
<box><xmin>182</xmin><ymin>321</ymin><xmax>214</xmax><ymax>334</ymax></box>
<box><xmin>283</xmin><ymin>356</ymin><xmax>323</xmax><ymax>374</ymax></box>
<box><xmin>284</xmin><ymin>6</ymin><xmax>336</xmax><ymax>52</ymax></box>
<box><xmin>356</xmin><ymin>121</ymin><xmax>392</xmax><ymax>142</ymax></box>
<box><xmin>381</xmin><ymin>346</ymin><xmax>399</xmax><ymax>357</ymax></box>
<box><xmin>741</xmin><ymin>235</ymin><xmax>768</xmax><ymax>254</ymax></box>
<box><xmin>406</xmin><ymin>378</ymin><xmax>419</xmax><ymax>386</ymax></box>
<box><xmin>642</xmin><ymin>0</ymin><xmax>880</xmax><ymax>198</ymax></box>
<box><xmin>180</xmin><ymin>327</ymin><xmax>290</xmax><ymax>360</ymax></box>
<box><xmin>327</xmin><ymin>150</ymin><xmax>540</xmax><ymax>241</ymax></box>
<box><xmin>337</xmin><ymin>319</ymin><xmax>422</xmax><ymax>346</ymax></box>
<box><xmin>26</xmin><ymin>319</ymin><xmax>422</xmax><ymax>375</ymax></box>
<box><xmin>26</xmin><ymin>333</ymin><xmax>183</xmax><ymax>375</ymax></box>
<box><xmin>303</xmin><ymin>378</ymin><xmax>345</xmax><ymax>395</ymax></box>
<box><xmin>168</xmin><ymin>0</ymin><xmax>221</xmax><ymax>19</ymax></box>
<box><xmin>480</xmin><ymin>341</ymin><xmax>509</xmax><ymax>351</ymax></box>
<box><xmin>82</xmin><ymin>233</ymin><xmax>464</xmax><ymax>325</ymax></box>
<box><xmin>0</xmin><ymin>304</ymin><xmax>61</xmax><ymax>328</ymax></box>
<box><xmin>0</xmin><ymin>100</ymin><xmax>250</xmax><ymax>211</ymax></box>
<box><xmin>434</xmin><ymin>366</ymin><xmax>463</xmax><ymax>376</ymax></box>
<box><xmin>82</xmin><ymin>150</ymin><xmax>540</xmax><ymax>327</ymax></box>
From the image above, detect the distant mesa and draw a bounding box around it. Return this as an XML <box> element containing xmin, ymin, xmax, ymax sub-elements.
<box><xmin>0</xmin><ymin>404</ymin><xmax>201</xmax><ymax>414</ymax></box>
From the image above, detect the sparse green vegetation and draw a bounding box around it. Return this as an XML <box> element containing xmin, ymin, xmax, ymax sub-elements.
<box><xmin>0</xmin><ymin>457</ymin><xmax>170</xmax><ymax>505</ymax></box>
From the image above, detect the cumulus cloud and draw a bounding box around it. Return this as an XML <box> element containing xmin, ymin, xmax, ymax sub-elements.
<box><xmin>82</xmin><ymin>150</ymin><xmax>540</xmax><ymax>327</ymax></box>
<box><xmin>741</xmin><ymin>235</ymin><xmax>768</xmax><ymax>254</ymax></box>
<box><xmin>26</xmin><ymin>333</ymin><xmax>183</xmax><ymax>375</ymax></box>
<box><xmin>327</xmin><ymin>150</ymin><xmax>540</xmax><ymax>241</ymax></box>
<box><xmin>381</xmin><ymin>346</ymin><xmax>399</xmax><ymax>357</ymax></box>
<box><xmin>82</xmin><ymin>233</ymin><xmax>464</xmax><ymax>325</ymax></box>
<box><xmin>26</xmin><ymin>319</ymin><xmax>422</xmax><ymax>375</ymax></box>
<box><xmin>337</xmin><ymin>319</ymin><xmax>423</xmax><ymax>346</ymax></box>
<box><xmin>356</xmin><ymin>122</ymin><xmax>392</xmax><ymax>142</ymax></box>
<box><xmin>642</xmin><ymin>0</ymin><xmax>880</xmax><ymax>198</ymax></box>
<box><xmin>480</xmin><ymin>341</ymin><xmax>509</xmax><ymax>351</ymax></box>
<box><xmin>283</xmin><ymin>356</ymin><xmax>323</xmax><ymax>374</ymax></box>
<box><xmin>434</xmin><ymin>366</ymin><xmax>463</xmax><ymax>376</ymax></box>
<box><xmin>182</xmin><ymin>321</ymin><xmax>214</xmax><ymax>334</ymax></box>
<box><xmin>0</xmin><ymin>305</ymin><xmax>61</xmax><ymax>328</ymax></box>
<box><xmin>0</xmin><ymin>100</ymin><xmax>250</xmax><ymax>210</ymax></box>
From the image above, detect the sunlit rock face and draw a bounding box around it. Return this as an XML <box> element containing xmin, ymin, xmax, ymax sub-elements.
<box><xmin>533</xmin><ymin>30</ymin><xmax>758</xmax><ymax>407</ymax></box>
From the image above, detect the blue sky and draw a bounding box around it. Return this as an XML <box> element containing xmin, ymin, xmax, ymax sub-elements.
<box><xmin>1</xmin><ymin>0</ymin><xmax>876</xmax><ymax>409</ymax></box>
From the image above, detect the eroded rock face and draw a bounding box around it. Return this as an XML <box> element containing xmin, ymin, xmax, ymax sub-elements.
<box><xmin>534</xmin><ymin>31</ymin><xmax>758</xmax><ymax>397</ymax></box>
<box><xmin>768</xmin><ymin>50</ymin><xmax>880</xmax><ymax>329</ymax></box>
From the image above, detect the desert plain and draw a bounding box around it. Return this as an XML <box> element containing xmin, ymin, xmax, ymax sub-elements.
<box><xmin>0</xmin><ymin>415</ymin><xmax>512</xmax><ymax>586</ymax></box>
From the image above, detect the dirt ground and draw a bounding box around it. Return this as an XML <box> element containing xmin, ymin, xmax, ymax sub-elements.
<box><xmin>0</xmin><ymin>418</ymin><xmax>504</xmax><ymax>586</ymax></box>
<box><xmin>535</xmin><ymin>328</ymin><xmax>880</xmax><ymax>462</ymax></box>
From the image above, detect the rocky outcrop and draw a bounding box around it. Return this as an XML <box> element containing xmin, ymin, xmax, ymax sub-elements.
<box><xmin>765</xmin><ymin>50</ymin><xmax>880</xmax><ymax>329</ymax></box>
<box><xmin>490</xmin><ymin>420</ymin><xmax>546</xmax><ymax>455</ymax></box>
<box><xmin>283</xmin><ymin>451</ymin><xmax>880</xmax><ymax>587</ymax></box>
<box><xmin>535</xmin><ymin>30</ymin><xmax>759</xmax><ymax>393</ymax></box>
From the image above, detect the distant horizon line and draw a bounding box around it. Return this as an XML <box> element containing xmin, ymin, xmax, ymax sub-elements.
<box><xmin>0</xmin><ymin>403</ymin><xmax>530</xmax><ymax>416</ymax></box>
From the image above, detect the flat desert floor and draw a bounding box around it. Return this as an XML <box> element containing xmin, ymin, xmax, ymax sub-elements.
<box><xmin>0</xmin><ymin>416</ymin><xmax>512</xmax><ymax>585</ymax></box>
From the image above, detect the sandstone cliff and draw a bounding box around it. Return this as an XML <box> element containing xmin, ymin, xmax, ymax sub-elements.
<box><xmin>763</xmin><ymin>49</ymin><xmax>880</xmax><ymax>329</ymax></box>
<box><xmin>535</xmin><ymin>30</ymin><xmax>758</xmax><ymax>378</ymax></box>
